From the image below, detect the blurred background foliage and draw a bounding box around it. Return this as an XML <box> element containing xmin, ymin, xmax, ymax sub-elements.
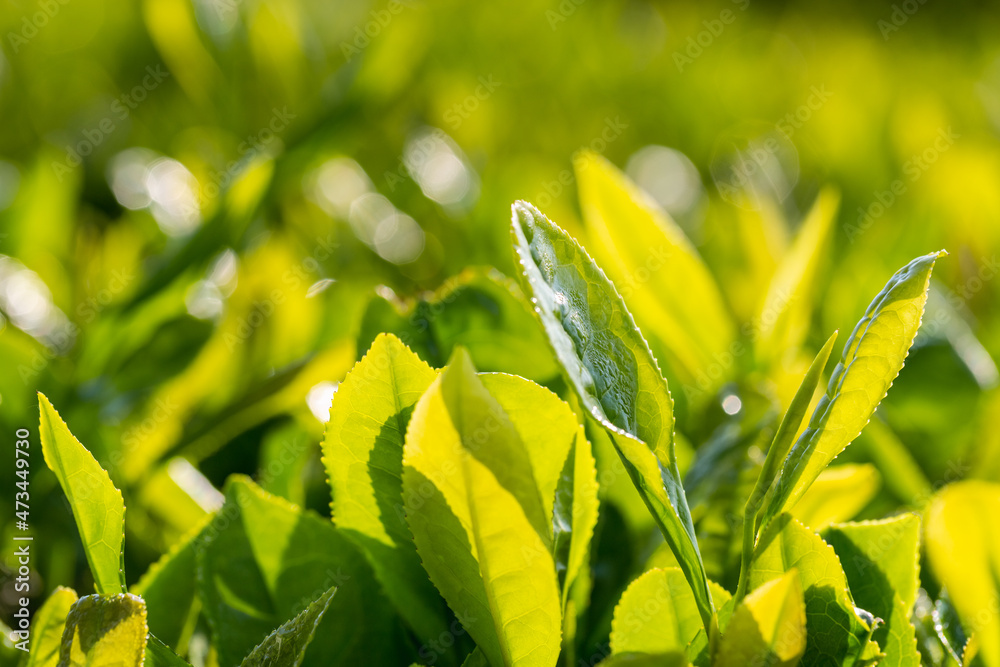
<box><xmin>1</xmin><ymin>0</ymin><xmax>1000</xmax><ymax>660</ymax></box>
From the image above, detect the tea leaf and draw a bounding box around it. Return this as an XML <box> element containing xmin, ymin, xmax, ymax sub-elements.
<box><xmin>717</xmin><ymin>571</ymin><xmax>806</xmax><ymax>667</ymax></box>
<box><xmin>574</xmin><ymin>151</ymin><xmax>735</xmax><ymax>388</ymax></box>
<box><xmin>761</xmin><ymin>251</ymin><xmax>943</xmax><ymax>527</ymax></box>
<box><xmin>747</xmin><ymin>514</ymin><xmax>881</xmax><ymax>666</ymax></box>
<box><xmin>25</xmin><ymin>587</ymin><xmax>77</xmax><ymax>667</ymax></box>
<box><xmin>57</xmin><ymin>593</ymin><xmax>148</xmax><ymax>667</ymax></box>
<box><xmin>240</xmin><ymin>586</ymin><xmax>337</xmax><ymax>667</ymax></box>
<box><xmin>39</xmin><ymin>393</ymin><xmax>127</xmax><ymax>596</ymax></box>
<box><xmin>510</xmin><ymin>201</ymin><xmax>714</xmax><ymax>635</ymax></box>
<box><xmin>403</xmin><ymin>349</ymin><xmax>562</xmax><ymax>667</ymax></box>
<box><xmin>321</xmin><ymin>333</ymin><xmax>451</xmax><ymax>646</ymax></box>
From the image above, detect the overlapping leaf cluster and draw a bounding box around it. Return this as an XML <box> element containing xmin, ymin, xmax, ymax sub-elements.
<box><xmin>26</xmin><ymin>155</ymin><xmax>993</xmax><ymax>667</ymax></box>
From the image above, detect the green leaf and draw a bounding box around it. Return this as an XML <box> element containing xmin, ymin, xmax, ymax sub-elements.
<box><xmin>717</xmin><ymin>571</ymin><xmax>806</xmax><ymax>667</ymax></box>
<box><xmin>403</xmin><ymin>349</ymin><xmax>563</xmax><ymax>667</ymax></box>
<box><xmin>321</xmin><ymin>333</ymin><xmax>451</xmax><ymax>647</ymax></box>
<box><xmin>599</xmin><ymin>653</ymin><xmax>690</xmax><ymax>666</ymax></box>
<box><xmin>760</xmin><ymin>251</ymin><xmax>943</xmax><ymax>527</ymax></box>
<box><xmin>25</xmin><ymin>587</ymin><xmax>77</xmax><ymax>667</ymax></box>
<box><xmin>132</xmin><ymin>515</ymin><xmax>210</xmax><ymax>652</ymax></box>
<box><xmin>478</xmin><ymin>373</ymin><xmax>599</xmax><ymax>609</ymax></box>
<box><xmin>791</xmin><ymin>464</ymin><xmax>881</xmax><ymax>530</ymax></box>
<box><xmin>144</xmin><ymin>635</ymin><xmax>193</xmax><ymax>667</ymax></box>
<box><xmin>823</xmin><ymin>514</ymin><xmax>921</xmax><ymax>612</ymax></box>
<box><xmin>57</xmin><ymin>593</ymin><xmax>148</xmax><ymax>667</ymax></box>
<box><xmin>738</xmin><ymin>332</ymin><xmax>837</xmax><ymax>599</ymax></box>
<box><xmin>574</xmin><ymin>151</ymin><xmax>735</xmax><ymax>390</ymax></box>
<box><xmin>240</xmin><ymin>586</ymin><xmax>337</xmax><ymax>667</ymax></box>
<box><xmin>755</xmin><ymin>187</ymin><xmax>839</xmax><ymax>365</ymax></box>
<box><xmin>38</xmin><ymin>393</ymin><xmax>127</xmax><ymax>595</ymax></box>
<box><xmin>197</xmin><ymin>476</ymin><xmax>406</xmax><ymax>667</ymax></box>
<box><xmin>925</xmin><ymin>481</ymin><xmax>1000</xmax><ymax>667</ymax></box>
<box><xmin>510</xmin><ymin>200</ymin><xmax>714</xmax><ymax>636</ymax></box>
<box><xmin>747</xmin><ymin>514</ymin><xmax>881</xmax><ymax>666</ymax></box>
<box><xmin>358</xmin><ymin>268</ymin><xmax>560</xmax><ymax>383</ymax></box>
<box><xmin>609</xmin><ymin>568</ymin><xmax>704</xmax><ymax>655</ymax></box>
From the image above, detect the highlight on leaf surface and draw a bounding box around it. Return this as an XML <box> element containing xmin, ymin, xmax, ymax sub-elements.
<box><xmin>38</xmin><ymin>393</ymin><xmax>127</xmax><ymax>596</ymax></box>
<box><xmin>401</xmin><ymin>348</ymin><xmax>564</xmax><ymax>667</ymax></box>
<box><xmin>510</xmin><ymin>200</ymin><xmax>715</xmax><ymax>637</ymax></box>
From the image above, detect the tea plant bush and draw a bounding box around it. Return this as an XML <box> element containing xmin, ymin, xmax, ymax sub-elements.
<box><xmin>21</xmin><ymin>156</ymin><xmax>995</xmax><ymax>666</ymax></box>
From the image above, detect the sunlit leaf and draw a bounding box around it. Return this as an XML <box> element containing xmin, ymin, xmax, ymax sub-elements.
<box><xmin>824</xmin><ymin>515</ymin><xmax>921</xmax><ymax>666</ymax></box>
<box><xmin>25</xmin><ymin>587</ymin><xmax>77</xmax><ymax>667</ymax></box>
<box><xmin>321</xmin><ymin>333</ymin><xmax>451</xmax><ymax>647</ymax></box>
<box><xmin>747</xmin><ymin>514</ymin><xmax>881</xmax><ymax>666</ymax></box>
<box><xmin>609</xmin><ymin>567</ymin><xmax>704</xmax><ymax>655</ymax></box>
<box><xmin>717</xmin><ymin>571</ymin><xmax>806</xmax><ymax>667</ymax></box>
<box><xmin>761</xmin><ymin>251</ymin><xmax>944</xmax><ymax>528</ymax></box>
<box><xmin>574</xmin><ymin>151</ymin><xmax>735</xmax><ymax>390</ymax></box>
<box><xmin>57</xmin><ymin>593</ymin><xmax>148</xmax><ymax>667</ymax></box>
<box><xmin>510</xmin><ymin>200</ymin><xmax>714</xmax><ymax>636</ymax></box>
<box><xmin>403</xmin><ymin>349</ymin><xmax>562</xmax><ymax>667</ymax></box>
<box><xmin>925</xmin><ymin>481</ymin><xmax>1000</xmax><ymax>667</ymax></box>
<box><xmin>38</xmin><ymin>393</ymin><xmax>126</xmax><ymax>595</ymax></box>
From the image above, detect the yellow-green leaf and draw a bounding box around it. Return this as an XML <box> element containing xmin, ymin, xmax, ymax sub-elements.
<box><xmin>792</xmin><ymin>464</ymin><xmax>881</xmax><ymax>531</ymax></box>
<box><xmin>756</xmin><ymin>188</ymin><xmax>839</xmax><ymax>365</ymax></box>
<box><xmin>511</xmin><ymin>201</ymin><xmax>714</xmax><ymax>637</ymax></box>
<box><xmin>717</xmin><ymin>571</ymin><xmax>806</xmax><ymax>667</ymax></box>
<box><xmin>761</xmin><ymin>251</ymin><xmax>943</xmax><ymax>527</ymax></box>
<box><xmin>25</xmin><ymin>587</ymin><xmax>77</xmax><ymax>667</ymax></box>
<box><xmin>57</xmin><ymin>594</ymin><xmax>148</xmax><ymax>667</ymax></box>
<box><xmin>747</xmin><ymin>514</ymin><xmax>880</xmax><ymax>666</ymax></box>
<box><xmin>321</xmin><ymin>333</ymin><xmax>451</xmax><ymax>647</ymax></box>
<box><xmin>575</xmin><ymin>151</ymin><xmax>735</xmax><ymax>390</ymax></box>
<box><xmin>925</xmin><ymin>481</ymin><xmax>1000</xmax><ymax>667</ymax></box>
<box><xmin>823</xmin><ymin>515</ymin><xmax>922</xmax><ymax>666</ymax></box>
<box><xmin>403</xmin><ymin>349</ymin><xmax>562</xmax><ymax>667</ymax></box>
<box><xmin>38</xmin><ymin>393</ymin><xmax>126</xmax><ymax>595</ymax></box>
<box><xmin>609</xmin><ymin>568</ymin><xmax>704</xmax><ymax>655</ymax></box>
